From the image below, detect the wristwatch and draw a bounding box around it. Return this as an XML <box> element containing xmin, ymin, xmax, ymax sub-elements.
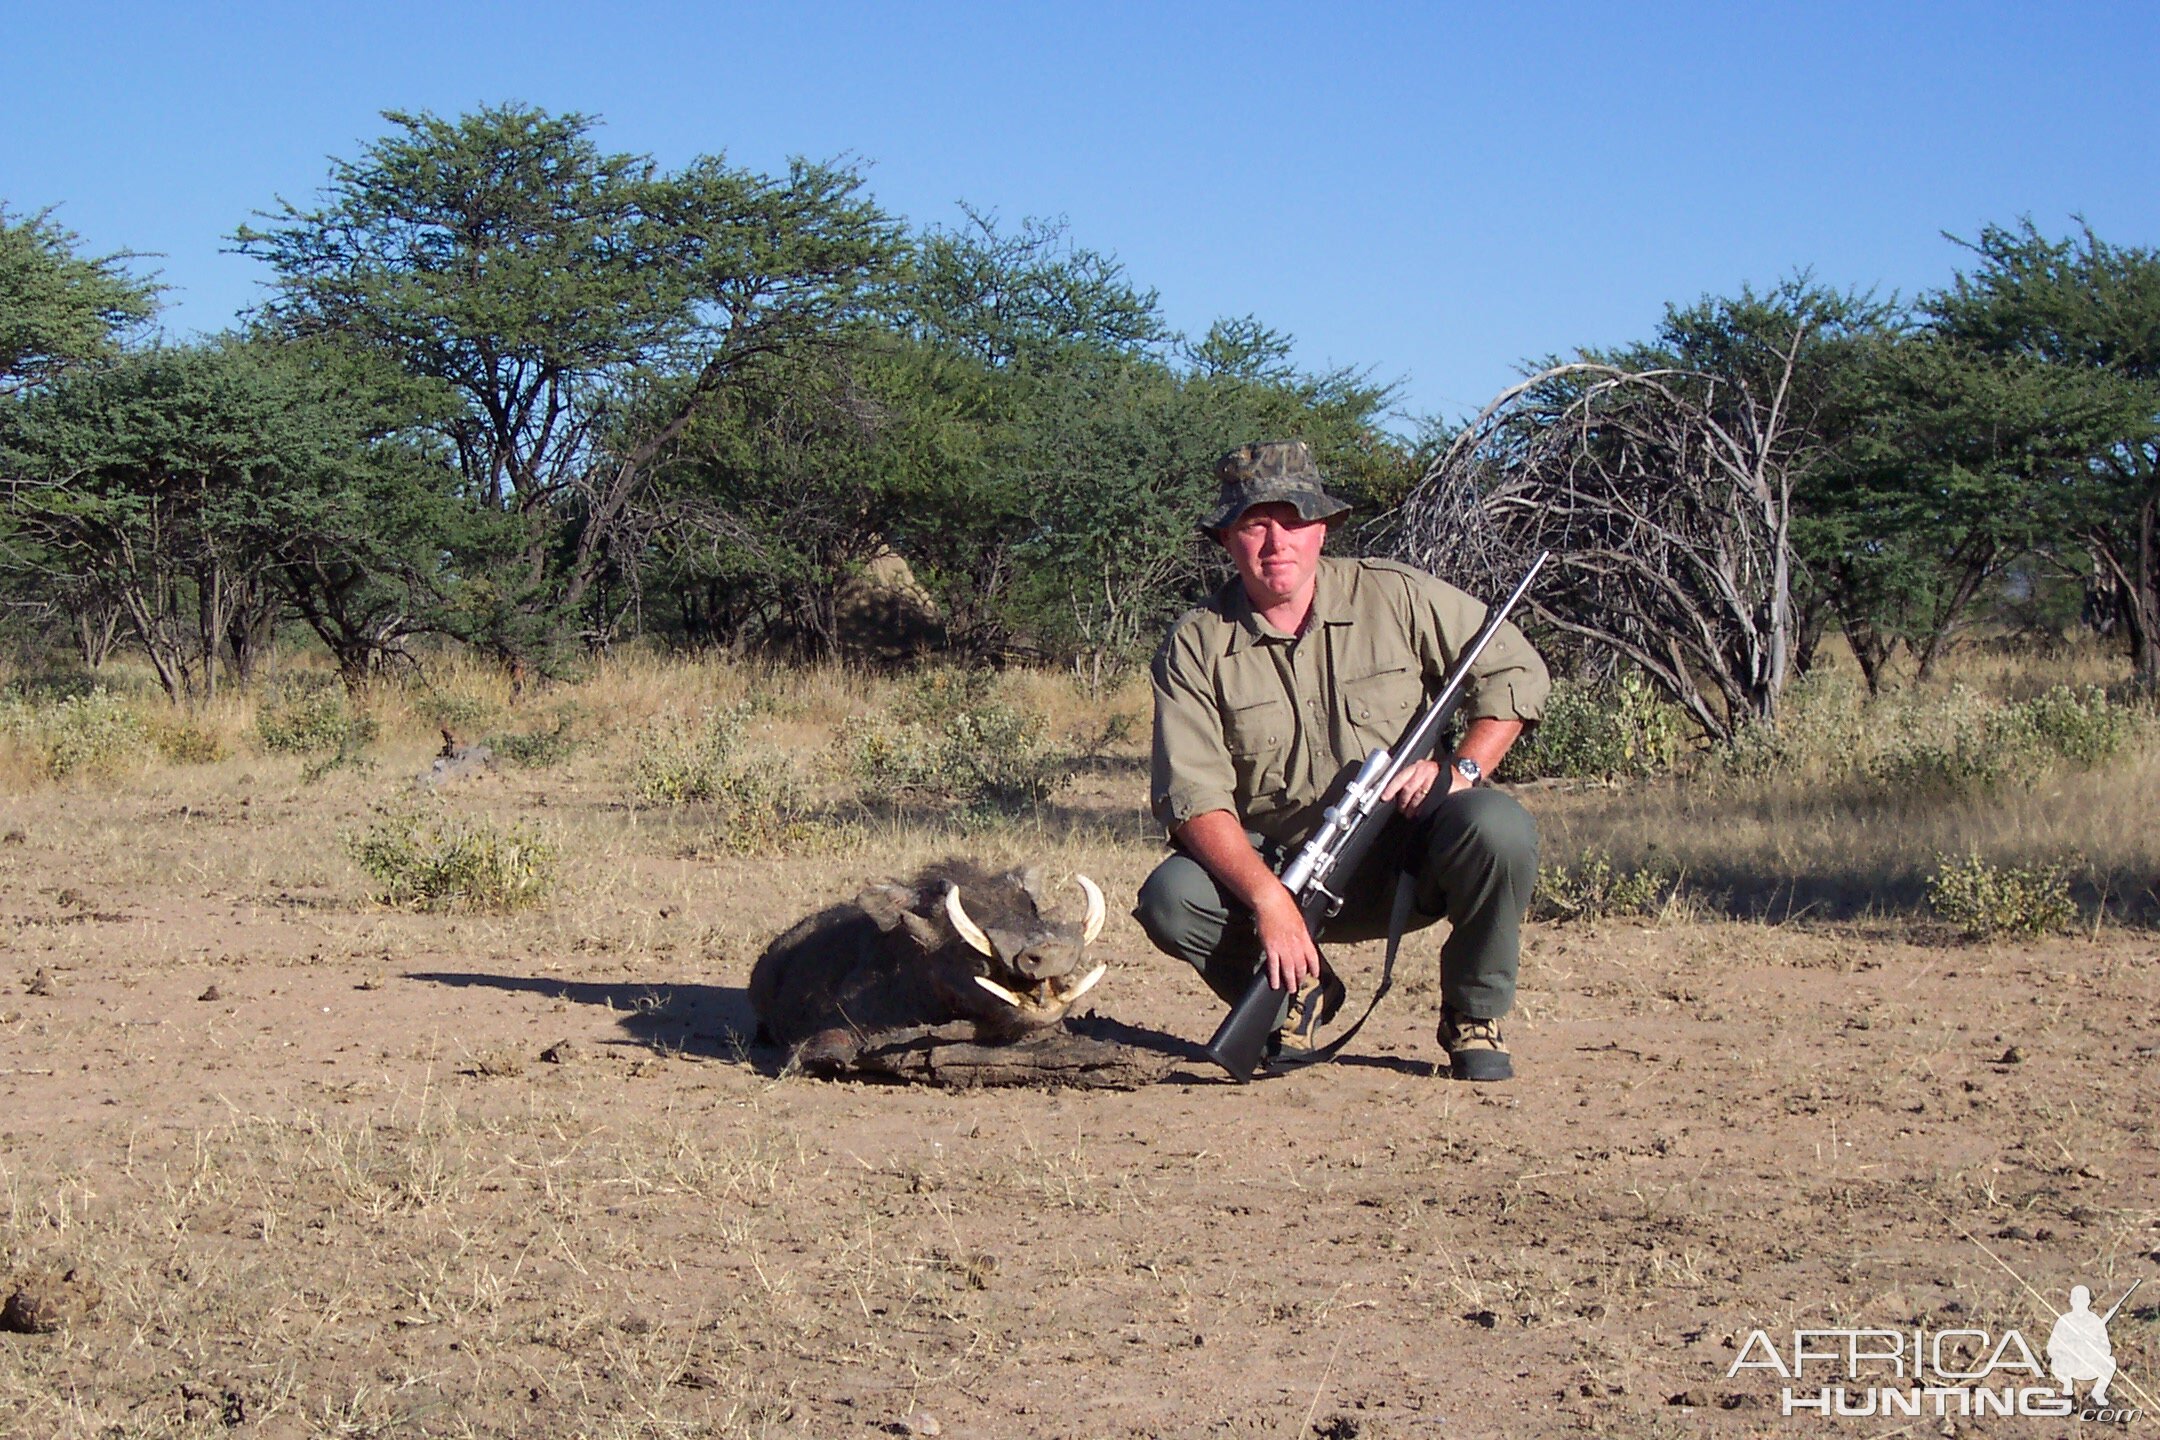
<box><xmin>1450</xmin><ymin>755</ymin><xmax>1482</xmax><ymax>787</ymax></box>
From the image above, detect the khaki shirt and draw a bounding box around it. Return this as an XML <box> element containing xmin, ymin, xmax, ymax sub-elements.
<box><xmin>1150</xmin><ymin>557</ymin><xmax>1550</xmax><ymax>846</ymax></box>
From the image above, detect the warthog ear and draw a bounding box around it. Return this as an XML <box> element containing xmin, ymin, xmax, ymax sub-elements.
<box><xmin>855</xmin><ymin>883</ymin><xmax>919</xmax><ymax>931</ymax></box>
<box><xmin>1016</xmin><ymin>865</ymin><xmax>1048</xmax><ymax>910</ymax></box>
<box><xmin>860</xmin><ymin>883</ymin><xmax>948</xmax><ymax>950</ymax></box>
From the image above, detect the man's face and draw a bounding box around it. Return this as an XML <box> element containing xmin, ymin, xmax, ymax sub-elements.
<box><xmin>1220</xmin><ymin>502</ymin><xmax>1328</xmax><ymax>611</ymax></box>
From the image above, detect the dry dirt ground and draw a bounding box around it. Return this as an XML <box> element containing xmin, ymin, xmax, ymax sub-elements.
<box><xmin>1</xmin><ymin>756</ymin><xmax>2156</xmax><ymax>1439</ymax></box>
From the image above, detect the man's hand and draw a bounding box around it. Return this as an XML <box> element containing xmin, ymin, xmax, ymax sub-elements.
<box><xmin>1380</xmin><ymin>757</ymin><xmax>1451</xmax><ymax>818</ymax></box>
<box><xmin>1385</xmin><ymin>718</ymin><xmax>1527</xmax><ymax>819</ymax></box>
<box><xmin>1254</xmin><ymin>884</ymin><xmax>1323</xmax><ymax>991</ymax></box>
<box><xmin>1171</xmin><ymin>809</ymin><xmax>1323</xmax><ymax>992</ymax></box>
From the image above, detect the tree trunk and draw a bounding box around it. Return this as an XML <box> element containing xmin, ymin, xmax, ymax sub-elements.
<box><xmin>226</xmin><ymin>580</ymin><xmax>281</xmax><ymax>688</ymax></box>
<box><xmin>829</xmin><ymin>1022</ymin><xmax>1170</xmax><ymax>1089</ymax></box>
<box><xmin>2135</xmin><ymin>494</ymin><xmax>2159</xmax><ymax>685</ymax></box>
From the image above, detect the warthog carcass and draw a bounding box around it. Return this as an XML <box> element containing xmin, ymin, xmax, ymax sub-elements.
<box><xmin>750</xmin><ymin>859</ymin><xmax>1108</xmax><ymax>1075</ymax></box>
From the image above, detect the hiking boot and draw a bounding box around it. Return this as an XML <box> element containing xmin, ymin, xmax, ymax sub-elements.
<box><xmin>1264</xmin><ymin>966</ymin><xmax>1347</xmax><ymax>1071</ymax></box>
<box><xmin>1438</xmin><ymin>1008</ymin><xmax>1513</xmax><ymax>1082</ymax></box>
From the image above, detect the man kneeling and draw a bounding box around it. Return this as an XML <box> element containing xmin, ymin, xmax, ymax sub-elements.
<box><xmin>1134</xmin><ymin>441</ymin><xmax>1547</xmax><ymax>1079</ymax></box>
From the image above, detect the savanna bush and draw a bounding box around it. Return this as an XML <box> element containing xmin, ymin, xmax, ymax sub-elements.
<box><xmin>347</xmin><ymin>802</ymin><xmax>558</xmax><ymax>911</ymax></box>
<box><xmin>0</xmin><ymin>687</ymin><xmax>151</xmax><ymax>778</ymax></box>
<box><xmin>1713</xmin><ymin>669</ymin><xmax>1869</xmax><ymax>782</ymax></box>
<box><xmin>1868</xmin><ymin>683</ymin><xmax>2137</xmax><ymax>794</ymax></box>
<box><xmin>631</xmin><ymin>703</ymin><xmax>758</xmax><ymax>804</ymax></box>
<box><xmin>631</xmin><ymin>703</ymin><xmax>823</xmax><ymax>852</ymax></box>
<box><xmin>412</xmin><ymin>689</ymin><xmax>501</xmax><ymax>732</ymax></box>
<box><xmin>145</xmin><ymin>711</ymin><xmax>229</xmax><ymax>765</ymax></box>
<box><xmin>1926</xmin><ymin>852</ymin><xmax>2077</xmax><ymax>940</ymax></box>
<box><xmin>841</xmin><ymin>674</ymin><xmax>1075</xmax><ymax>813</ymax></box>
<box><xmin>255</xmin><ymin>674</ymin><xmax>377</xmax><ymax>755</ymax></box>
<box><xmin>1499</xmin><ymin>673</ymin><xmax>1687</xmax><ymax>782</ymax></box>
<box><xmin>2012</xmin><ymin>684</ymin><xmax>2136</xmax><ymax>766</ymax></box>
<box><xmin>488</xmin><ymin>707</ymin><xmax>584</xmax><ymax>768</ymax></box>
<box><xmin>1531</xmin><ymin>849</ymin><xmax>1680</xmax><ymax>922</ymax></box>
<box><xmin>1709</xmin><ymin>673</ymin><xmax>2143</xmax><ymax>795</ymax></box>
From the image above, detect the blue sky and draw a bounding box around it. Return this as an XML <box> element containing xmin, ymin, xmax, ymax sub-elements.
<box><xmin>5</xmin><ymin>1</ymin><xmax>2156</xmax><ymax>426</ymax></box>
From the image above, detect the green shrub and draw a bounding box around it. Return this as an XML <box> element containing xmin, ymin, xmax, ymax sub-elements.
<box><xmin>488</xmin><ymin>707</ymin><xmax>585</xmax><ymax>768</ymax></box>
<box><xmin>629</xmin><ymin>705</ymin><xmax>827</xmax><ymax>851</ymax></box>
<box><xmin>413</xmin><ymin>689</ymin><xmax>501</xmax><ymax>732</ymax></box>
<box><xmin>631</xmin><ymin>704</ymin><xmax>755</xmax><ymax>804</ymax></box>
<box><xmin>1926</xmin><ymin>853</ymin><xmax>2077</xmax><ymax>940</ymax></box>
<box><xmin>690</xmin><ymin>756</ymin><xmax>833</xmax><ymax>856</ymax></box>
<box><xmin>1712</xmin><ymin>670</ymin><xmax>1869</xmax><ymax>781</ymax></box>
<box><xmin>840</xmin><ymin>689</ymin><xmax>1075</xmax><ymax>814</ymax></box>
<box><xmin>347</xmin><ymin>803</ymin><xmax>558</xmax><ymax>911</ymax></box>
<box><xmin>146</xmin><ymin>713</ymin><xmax>229</xmax><ymax>765</ymax></box>
<box><xmin>1867</xmin><ymin>683</ymin><xmax>2137</xmax><ymax>795</ymax></box>
<box><xmin>256</xmin><ymin>675</ymin><xmax>377</xmax><ymax>756</ymax></box>
<box><xmin>1867</xmin><ymin>733</ymin><xmax>2013</xmax><ymax>793</ymax></box>
<box><xmin>897</xmin><ymin>666</ymin><xmax>997</xmax><ymax>726</ymax></box>
<box><xmin>2011</xmin><ymin>685</ymin><xmax>2135</xmax><ymax>767</ymax></box>
<box><xmin>1531</xmin><ymin>850</ymin><xmax>1679</xmax><ymax>922</ymax></box>
<box><xmin>1500</xmin><ymin>673</ymin><xmax>1687</xmax><ymax>782</ymax></box>
<box><xmin>1</xmin><ymin>688</ymin><xmax>151</xmax><ymax>778</ymax></box>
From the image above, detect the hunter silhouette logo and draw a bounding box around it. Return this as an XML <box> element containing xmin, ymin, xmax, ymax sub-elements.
<box><xmin>1730</xmin><ymin>1275</ymin><xmax>2148</xmax><ymax>1421</ymax></box>
<box><xmin>2050</xmin><ymin>1280</ymin><xmax>2141</xmax><ymax>1406</ymax></box>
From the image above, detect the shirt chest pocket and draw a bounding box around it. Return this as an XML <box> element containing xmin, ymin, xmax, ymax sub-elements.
<box><xmin>1222</xmin><ymin>694</ymin><xmax>1293</xmax><ymax>808</ymax></box>
<box><xmin>1340</xmin><ymin>664</ymin><xmax>1423</xmax><ymax>752</ymax></box>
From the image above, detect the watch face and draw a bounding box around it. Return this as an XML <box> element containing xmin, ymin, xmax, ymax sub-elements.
<box><xmin>1454</xmin><ymin>757</ymin><xmax>1481</xmax><ymax>783</ymax></box>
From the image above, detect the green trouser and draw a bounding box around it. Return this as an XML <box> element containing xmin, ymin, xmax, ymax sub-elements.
<box><xmin>1132</xmin><ymin>788</ymin><xmax>1537</xmax><ymax>1020</ymax></box>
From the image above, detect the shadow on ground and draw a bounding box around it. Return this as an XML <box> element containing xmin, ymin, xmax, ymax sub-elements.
<box><xmin>405</xmin><ymin>971</ymin><xmax>763</xmax><ymax>1062</ymax></box>
<box><xmin>404</xmin><ymin>972</ymin><xmax>1213</xmax><ymax>1081</ymax></box>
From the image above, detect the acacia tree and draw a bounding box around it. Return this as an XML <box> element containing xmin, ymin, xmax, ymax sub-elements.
<box><xmin>0</xmin><ymin>205</ymin><xmax>162</xmax><ymax>657</ymax></box>
<box><xmin>1927</xmin><ymin>221</ymin><xmax>2160</xmax><ymax>682</ymax></box>
<box><xmin>642</xmin><ymin>332</ymin><xmax>984</xmax><ymax>656</ymax></box>
<box><xmin>236</xmin><ymin>105</ymin><xmax>903</xmax><ymax>665</ymax></box>
<box><xmin>1811</xmin><ymin>330</ymin><xmax>2151</xmax><ymax>688</ymax></box>
<box><xmin>0</xmin><ymin>204</ymin><xmax>158</xmax><ymax>396</ymax></box>
<box><xmin>2</xmin><ymin>340</ymin><xmax>440</xmax><ymax>699</ymax></box>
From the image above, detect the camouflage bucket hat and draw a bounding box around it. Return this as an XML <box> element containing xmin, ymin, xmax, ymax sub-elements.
<box><xmin>1201</xmin><ymin>440</ymin><xmax>1355</xmax><ymax>535</ymax></box>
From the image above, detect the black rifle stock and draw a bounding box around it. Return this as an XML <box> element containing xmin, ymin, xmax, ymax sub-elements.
<box><xmin>1202</xmin><ymin>554</ymin><xmax>1549</xmax><ymax>1081</ymax></box>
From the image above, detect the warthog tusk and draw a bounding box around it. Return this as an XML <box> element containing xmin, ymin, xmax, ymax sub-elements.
<box><xmin>974</xmin><ymin>975</ymin><xmax>1028</xmax><ymax>1007</ymax></box>
<box><xmin>1061</xmin><ymin>963</ymin><xmax>1107</xmax><ymax>1003</ymax></box>
<box><xmin>1075</xmin><ymin>874</ymin><xmax>1106</xmax><ymax>944</ymax></box>
<box><xmin>945</xmin><ymin>884</ymin><xmax>995</xmax><ymax>957</ymax></box>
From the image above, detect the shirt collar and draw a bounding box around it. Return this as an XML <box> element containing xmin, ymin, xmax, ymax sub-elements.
<box><xmin>1223</xmin><ymin>558</ymin><xmax>1351</xmax><ymax>653</ymax></box>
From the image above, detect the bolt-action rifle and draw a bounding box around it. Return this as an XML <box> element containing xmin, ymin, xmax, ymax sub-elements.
<box><xmin>1204</xmin><ymin>553</ymin><xmax>1549</xmax><ymax>1081</ymax></box>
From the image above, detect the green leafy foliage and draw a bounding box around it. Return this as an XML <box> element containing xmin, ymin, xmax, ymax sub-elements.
<box><xmin>1498</xmin><ymin>674</ymin><xmax>1686</xmax><ymax>781</ymax></box>
<box><xmin>255</xmin><ymin>675</ymin><xmax>377</xmax><ymax>755</ymax></box>
<box><xmin>237</xmin><ymin>104</ymin><xmax>905</xmax><ymax>666</ymax></box>
<box><xmin>2012</xmin><ymin>683</ymin><xmax>2138</xmax><ymax>766</ymax></box>
<box><xmin>145</xmin><ymin>713</ymin><xmax>229</xmax><ymax>765</ymax></box>
<box><xmin>347</xmin><ymin>803</ymin><xmax>558</xmax><ymax>911</ymax></box>
<box><xmin>1929</xmin><ymin>221</ymin><xmax>2160</xmax><ymax>684</ymax></box>
<box><xmin>486</xmin><ymin>708</ymin><xmax>584</xmax><ymax>769</ymax></box>
<box><xmin>1926</xmin><ymin>853</ymin><xmax>2077</xmax><ymax>940</ymax></box>
<box><xmin>1867</xmin><ymin>683</ymin><xmax>2137</xmax><ymax>793</ymax></box>
<box><xmin>629</xmin><ymin>704</ymin><xmax>826</xmax><ymax>853</ymax></box>
<box><xmin>0</xmin><ymin>687</ymin><xmax>149</xmax><ymax>778</ymax></box>
<box><xmin>1531</xmin><ymin>851</ymin><xmax>1679</xmax><ymax>922</ymax></box>
<box><xmin>840</xmin><ymin>675</ymin><xmax>1074</xmax><ymax>814</ymax></box>
<box><xmin>631</xmin><ymin>704</ymin><xmax>756</xmax><ymax>804</ymax></box>
<box><xmin>0</xmin><ymin>203</ymin><xmax>158</xmax><ymax>394</ymax></box>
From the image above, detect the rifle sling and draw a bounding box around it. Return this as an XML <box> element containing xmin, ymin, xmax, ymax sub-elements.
<box><xmin>1303</xmin><ymin>868</ymin><xmax>1417</xmax><ymax>1064</ymax></box>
